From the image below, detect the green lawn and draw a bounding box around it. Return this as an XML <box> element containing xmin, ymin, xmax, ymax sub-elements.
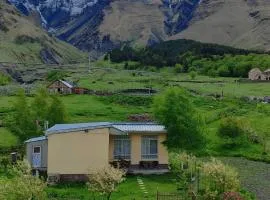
<box><xmin>177</xmin><ymin>81</ymin><xmax>270</xmax><ymax>97</ymax></box>
<box><xmin>77</xmin><ymin>68</ymin><xmax>270</xmax><ymax>98</ymax></box>
<box><xmin>62</xmin><ymin>95</ymin><xmax>150</xmax><ymax>122</ymax></box>
<box><xmin>0</xmin><ymin>127</ymin><xmax>18</xmax><ymax>148</ymax></box>
<box><xmin>46</xmin><ymin>174</ymin><xmax>177</xmax><ymax>200</ymax></box>
<box><xmin>1</xmin><ymin>87</ymin><xmax>270</xmax><ymax>161</ymax></box>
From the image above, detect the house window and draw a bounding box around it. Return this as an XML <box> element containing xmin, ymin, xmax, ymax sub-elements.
<box><xmin>33</xmin><ymin>146</ymin><xmax>41</xmax><ymax>154</ymax></box>
<box><xmin>114</xmin><ymin>136</ymin><xmax>131</xmax><ymax>160</ymax></box>
<box><xmin>141</xmin><ymin>136</ymin><xmax>158</xmax><ymax>160</ymax></box>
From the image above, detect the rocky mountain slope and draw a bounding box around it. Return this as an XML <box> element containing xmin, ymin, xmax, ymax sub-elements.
<box><xmin>0</xmin><ymin>0</ymin><xmax>86</xmax><ymax>64</ymax></box>
<box><xmin>7</xmin><ymin>0</ymin><xmax>270</xmax><ymax>52</ymax></box>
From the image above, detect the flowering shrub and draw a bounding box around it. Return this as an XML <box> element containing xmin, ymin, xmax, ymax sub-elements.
<box><xmin>0</xmin><ymin>160</ymin><xmax>47</xmax><ymax>200</ymax></box>
<box><xmin>200</xmin><ymin>159</ymin><xmax>240</xmax><ymax>199</ymax></box>
<box><xmin>87</xmin><ymin>165</ymin><xmax>126</xmax><ymax>200</ymax></box>
<box><xmin>169</xmin><ymin>153</ymin><xmax>242</xmax><ymax>200</ymax></box>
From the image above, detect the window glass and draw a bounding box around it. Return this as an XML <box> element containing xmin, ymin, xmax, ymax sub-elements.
<box><xmin>33</xmin><ymin>146</ymin><xmax>41</xmax><ymax>153</ymax></box>
<box><xmin>141</xmin><ymin>136</ymin><xmax>158</xmax><ymax>159</ymax></box>
<box><xmin>114</xmin><ymin>136</ymin><xmax>131</xmax><ymax>159</ymax></box>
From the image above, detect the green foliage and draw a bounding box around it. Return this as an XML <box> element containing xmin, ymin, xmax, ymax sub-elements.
<box><xmin>189</xmin><ymin>71</ymin><xmax>197</xmax><ymax>80</ymax></box>
<box><xmin>0</xmin><ymin>156</ymin><xmax>10</xmax><ymax>174</ymax></box>
<box><xmin>9</xmin><ymin>90</ymin><xmax>38</xmax><ymax>141</ymax></box>
<box><xmin>0</xmin><ymin>160</ymin><xmax>47</xmax><ymax>200</ymax></box>
<box><xmin>109</xmin><ymin>39</ymin><xmax>269</xmax><ymax>78</ymax></box>
<box><xmin>8</xmin><ymin>88</ymin><xmax>67</xmax><ymax>141</ymax></box>
<box><xmin>46</xmin><ymin>70</ymin><xmax>67</xmax><ymax>82</ymax></box>
<box><xmin>169</xmin><ymin>153</ymin><xmax>241</xmax><ymax>200</ymax></box>
<box><xmin>0</xmin><ymin>72</ymin><xmax>11</xmax><ymax>86</ymax></box>
<box><xmin>109</xmin><ymin>39</ymin><xmax>258</xmax><ymax>67</ymax></box>
<box><xmin>152</xmin><ymin>88</ymin><xmax>204</xmax><ymax>149</ymax></box>
<box><xmin>32</xmin><ymin>88</ymin><xmax>50</xmax><ymax>122</ymax></box>
<box><xmin>169</xmin><ymin>152</ymin><xmax>197</xmax><ymax>193</ymax></box>
<box><xmin>47</xmin><ymin>95</ymin><xmax>67</xmax><ymax>127</ymax></box>
<box><xmin>218</xmin><ymin>117</ymin><xmax>247</xmax><ymax>146</ymax></box>
<box><xmin>174</xmin><ymin>64</ymin><xmax>184</xmax><ymax>73</ymax></box>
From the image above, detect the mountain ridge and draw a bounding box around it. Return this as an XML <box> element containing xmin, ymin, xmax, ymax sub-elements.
<box><xmin>6</xmin><ymin>0</ymin><xmax>270</xmax><ymax>52</ymax></box>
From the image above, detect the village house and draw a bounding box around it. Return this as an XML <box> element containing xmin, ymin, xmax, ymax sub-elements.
<box><xmin>47</xmin><ymin>80</ymin><xmax>74</xmax><ymax>94</ymax></box>
<box><xmin>25</xmin><ymin>122</ymin><xmax>169</xmax><ymax>182</ymax></box>
<box><xmin>248</xmin><ymin>68</ymin><xmax>270</xmax><ymax>81</ymax></box>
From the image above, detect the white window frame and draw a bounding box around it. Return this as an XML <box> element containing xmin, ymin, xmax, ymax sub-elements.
<box><xmin>141</xmin><ymin>136</ymin><xmax>158</xmax><ymax>160</ymax></box>
<box><xmin>113</xmin><ymin>136</ymin><xmax>131</xmax><ymax>160</ymax></box>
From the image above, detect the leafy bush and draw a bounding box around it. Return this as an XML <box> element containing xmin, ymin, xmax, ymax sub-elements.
<box><xmin>0</xmin><ymin>156</ymin><xmax>10</xmax><ymax>173</ymax></box>
<box><xmin>218</xmin><ymin>117</ymin><xmax>248</xmax><ymax>146</ymax></box>
<box><xmin>0</xmin><ymin>160</ymin><xmax>47</xmax><ymax>200</ymax></box>
<box><xmin>169</xmin><ymin>152</ymin><xmax>197</xmax><ymax>193</ymax></box>
<box><xmin>174</xmin><ymin>64</ymin><xmax>183</xmax><ymax>73</ymax></box>
<box><xmin>189</xmin><ymin>71</ymin><xmax>197</xmax><ymax>80</ymax></box>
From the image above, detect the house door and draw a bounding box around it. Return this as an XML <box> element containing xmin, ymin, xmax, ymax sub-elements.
<box><xmin>32</xmin><ymin>146</ymin><xmax>41</xmax><ymax>168</ymax></box>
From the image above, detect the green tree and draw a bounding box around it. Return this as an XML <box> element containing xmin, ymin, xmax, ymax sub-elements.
<box><xmin>11</xmin><ymin>90</ymin><xmax>37</xmax><ymax>141</ymax></box>
<box><xmin>152</xmin><ymin>88</ymin><xmax>204</xmax><ymax>149</ymax></box>
<box><xmin>31</xmin><ymin>88</ymin><xmax>50</xmax><ymax>127</ymax></box>
<box><xmin>47</xmin><ymin>95</ymin><xmax>67</xmax><ymax>127</ymax></box>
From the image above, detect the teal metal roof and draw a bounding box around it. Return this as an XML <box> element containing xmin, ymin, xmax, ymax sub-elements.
<box><xmin>45</xmin><ymin>122</ymin><xmax>112</xmax><ymax>135</ymax></box>
<box><xmin>45</xmin><ymin>122</ymin><xmax>166</xmax><ymax>135</ymax></box>
<box><xmin>25</xmin><ymin>136</ymin><xmax>47</xmax><ymax>143</ymax></box>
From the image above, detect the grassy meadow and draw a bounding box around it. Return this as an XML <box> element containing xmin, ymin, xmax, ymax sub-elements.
<box><xmin>1</xmin><ymin>66</ymin><xmax>270</xmax><ymax>159</ymax></box>
<box><xmin>46</xmin><ymin>174</ymin><xmax>176</xmax><ymax>200</ymax></box>
<box><xmin>1</xmin><ymin>65</ymin><xmax>270</xmax><ymax>199</ymax></box>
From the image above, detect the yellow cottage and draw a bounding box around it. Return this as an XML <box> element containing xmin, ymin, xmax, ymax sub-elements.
<box><xmin>25</xmin><ymin>122</ymin><xmax>169</xmax><ymax>182</ymax></box>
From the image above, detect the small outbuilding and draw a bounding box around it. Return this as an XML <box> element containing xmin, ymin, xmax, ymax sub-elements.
<box><xmin>47</xmin><ymin>80</ymin><xmax>74</xmax><ymax>94</ymax></box>
<box><xmin>25</xmin><ymin>136</ymin><xmax>47</xmax><ymax>172</ymax></box>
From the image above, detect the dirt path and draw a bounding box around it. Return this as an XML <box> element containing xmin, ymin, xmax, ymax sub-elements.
<box><xmin>220</xmin><ymin>157</ymin><xmax>270</xmax><ymax>200</ymax></box>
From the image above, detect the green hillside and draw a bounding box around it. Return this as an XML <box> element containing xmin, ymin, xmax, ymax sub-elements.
<box><xmin>108</xmin><ymin>39</ymin><xmax>270</xmax><ymax>78</ymax></box>
<box><xmin>0</xmin><ymin>0</ymin><xmax>87</xmax><ymax>64</ymax></box>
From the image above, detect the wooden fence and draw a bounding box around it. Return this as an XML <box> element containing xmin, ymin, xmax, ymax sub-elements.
<box><xmin>156</xmin><ymin>192</ymin><xmax>182</xmax><ymax>200</ymax></box>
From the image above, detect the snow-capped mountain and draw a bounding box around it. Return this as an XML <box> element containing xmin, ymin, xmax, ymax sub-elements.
<box><xmin>8</xmin><ymin>0</ymin><xmax>100</xmax><ymax>27</ymax></box>
<box><xmin>7</xmin><ymin>0</ymin><xmax>270</xmax><ymax>53</ymax></box>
